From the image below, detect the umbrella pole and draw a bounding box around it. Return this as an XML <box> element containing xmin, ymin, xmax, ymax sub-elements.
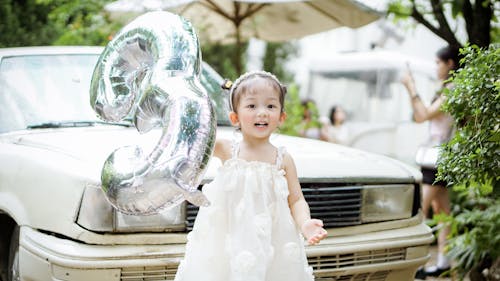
<box><xmin>235</xmin><ymin>23</ymin><xmax>242</xmax><ymax>75</ymax></box>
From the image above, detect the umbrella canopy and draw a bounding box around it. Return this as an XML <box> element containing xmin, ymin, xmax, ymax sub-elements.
<box><xmin>107</xmin><ymin>0</ymin><xmax>379</xmax><ymax>43</ymax></box>
<box><xmin>105</xmin><ymin>0</ymin><xmax>381</xmax><ymax>73</ymax></box>
<box><xmin>168</xmin><ymin>0</ymin><xmax>379</xmax><ymax>44</ymax></box>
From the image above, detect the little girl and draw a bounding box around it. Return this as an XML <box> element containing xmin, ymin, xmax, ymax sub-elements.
<box><xmin>174</xmin><ymin>71</ymin><xmax>328</xmax><ymax>281</ymax></box>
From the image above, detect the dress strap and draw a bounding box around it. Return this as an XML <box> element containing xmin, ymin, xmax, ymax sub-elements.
<box><xmin>275</xmin><ymin>146</ymin><xmax>286</xmax><ymax>168</ymax></box>
<box><xmin>231</xmin><ymin>141</ymin><xmax>240</xmax><ymax>159</ymax></box>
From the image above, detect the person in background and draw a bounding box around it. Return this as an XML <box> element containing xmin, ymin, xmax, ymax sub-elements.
<box><xmin>324</xmin><ymin>105</ymin><xmax>349</xmax><ymax>145</ymax></box>
<box><xmin>401</xmin><ymin>45</ymin><xmax>461</xmax><ymax>280</ymax></box>
<box><xmin>299</xmin><ymin>99</ymin><xmax>328</xmax><ymax>141</ymax></box>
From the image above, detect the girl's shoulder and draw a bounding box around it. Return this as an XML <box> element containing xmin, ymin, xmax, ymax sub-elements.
<box><xmin>279</xmin><ymin>148</ymin><xmax>296</xmax><ymax>170</ymax></box>
<box><xmin>214</xmin><ymin>138</ymin><xmax>233</xmax><ymax>162</ymax></box>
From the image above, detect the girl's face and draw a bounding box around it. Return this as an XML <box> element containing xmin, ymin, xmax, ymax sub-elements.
<box><xmin>230</xmin><ymin>78</ymin><xmax>286</xmax><ymax>140</ymax></box>
<box><xmin>436</xmin><ymin>57</ymin><xmax>455</xmax><ymax>81</ymax></box>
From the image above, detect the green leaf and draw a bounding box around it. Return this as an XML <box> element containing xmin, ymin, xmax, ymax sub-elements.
<box><xmin>487</xmin><ymin>131</ymin><xmax>500</xmax><ymax>142</ymax></box>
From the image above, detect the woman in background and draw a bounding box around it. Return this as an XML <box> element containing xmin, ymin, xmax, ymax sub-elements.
<box><xmin>401</xmin><ymin>45</ymin><xmax>461</xmax><ymax>279</ymax></box>
<box><xmin>324</xmin><ymin>105</ymin><xmax>349</xmax><ymax>145</ymax></box>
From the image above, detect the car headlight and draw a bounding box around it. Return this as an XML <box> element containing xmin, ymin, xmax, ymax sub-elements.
<box><xmin>76</xmin><ymin>184</ymin><xmax>185</xmax><ymax>232</ymax></box>
<box><xmin>361</xmin><ymin>184</ymin><xmax>414</xmax><ymax>223</ymax></box>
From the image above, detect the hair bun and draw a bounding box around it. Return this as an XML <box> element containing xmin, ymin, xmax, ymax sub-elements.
<box><xmin>221</xmin><ymin>79</ymin><xmax>233</xmax><ymax>90</ymax></box>
<box><xmin>281</xmin><ymin>85</ymin><xmax>287</xmax><ymax>95</ymax></box>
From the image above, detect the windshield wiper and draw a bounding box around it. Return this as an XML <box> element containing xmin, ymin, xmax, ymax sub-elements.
<box><xmin>27</xmin><ymin>120</ymin><xmax>133</xmax><ymax>129</ymax></box>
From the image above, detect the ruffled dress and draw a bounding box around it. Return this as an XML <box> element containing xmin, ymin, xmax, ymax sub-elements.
<box><xmin>175</xmin><ymin>145</ymin><xmax>314</xmax><ymax>281</ymax></box>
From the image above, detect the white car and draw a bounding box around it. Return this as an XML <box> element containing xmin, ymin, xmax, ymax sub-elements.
<box><xmin>0</xmin><ymin>46</ymin><xmax>433</xmax><ymax>281</ymax></box>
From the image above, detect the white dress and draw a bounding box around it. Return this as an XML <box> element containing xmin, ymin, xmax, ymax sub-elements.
<box><xmin>175</xmin><ymin>144</ymin><xmax>314</xmax><ymax>281</ymax></box>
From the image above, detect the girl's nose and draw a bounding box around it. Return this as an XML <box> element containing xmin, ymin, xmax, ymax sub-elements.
<box><xmin>257</xmin><ymin>108</ymin><xmax>268</xmax><ymax>117</ymax></box>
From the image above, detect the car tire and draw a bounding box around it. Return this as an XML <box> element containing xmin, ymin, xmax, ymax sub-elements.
<box><xmin>7</xmin><ymin>226</ymin><xmax>19</xmax><ymax>281</ymax></box>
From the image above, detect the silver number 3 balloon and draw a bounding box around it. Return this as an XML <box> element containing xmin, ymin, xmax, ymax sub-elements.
<box><xmin>89</xmin><ymin>11</ymin><xmax>216</xmax><ymax>215</ymax></box>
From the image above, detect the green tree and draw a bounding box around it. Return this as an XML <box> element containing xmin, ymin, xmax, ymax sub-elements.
<box><xmin>262</xmin><ymin>42</ymin><xmax>299</xmax><ymax>84</ymax></box>
<box><xmin>0</xmin><ymin>0</ymin><xmax>59</xmax><ymax>47</ymax></box>
<box><xmin>388</xmin><ymin>0</ymin><xmax>499</xmax><ymax>48</ymax></box>
<box><xmin>202</xmin><ymin>42</ymin><xmax>248</xmax><ymax>81</ymax></box>
<box><xmin>437</xmin><ymin>44</ymin><xmax>499</xmax><ymax>281</ymax></box>
<box><xmin>202</xmin><ymin>41</ymin><xmax>298</xmax><ymax>84</ymax></box>
<box><xmin>279</xmin><ymin>84</ymin><xmax>303</xmax><ymax>136</ymax></box>
<box><xmin>0</xmin><ymin>0</ymin><xmax>119</xmax><ymax>47</ymax></box>
<box><xmin>48</xmin><ymin>0</ymin><xmax>120</xmax><ymax>46</ymax></box>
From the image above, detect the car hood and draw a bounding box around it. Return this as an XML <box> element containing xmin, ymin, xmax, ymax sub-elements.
<box><xmin>4</xmin><ymin>126</ymin><xmax>420</xmax><ymax>183</ymax></box>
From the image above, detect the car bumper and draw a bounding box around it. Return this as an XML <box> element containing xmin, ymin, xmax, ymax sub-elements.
<box><xmin>19</xmin><ymin>223</ymin><xmax>433</xmax><ymax>281</ymax></box>
<box><xmin>307</xmin><ymin>222</ymin><xmax>434</xmax><ymax>281</ymax></box>
<box><xmin>19</xmin><ymin>227</ymin><xmax>184</xmax><ymax>281</ymax></box>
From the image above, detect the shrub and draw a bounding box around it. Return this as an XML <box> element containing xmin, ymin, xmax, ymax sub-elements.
<box><xmin>280</xmin><ymin>84</ymin><xmax>322</xmax><ymax>137</ymax></box>
<box><xmin>438</xmin><ymin>44</ymin><xmax>499</xmax><ymax>281</ymax></box>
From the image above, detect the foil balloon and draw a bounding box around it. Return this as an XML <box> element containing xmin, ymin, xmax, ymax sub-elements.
<box><xmin>89</xmin><ymin>11</ymin><xmax>216</xmax><ymax>215</ymax></box>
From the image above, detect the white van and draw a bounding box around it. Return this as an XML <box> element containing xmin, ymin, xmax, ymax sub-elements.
<box><xmin>304</xmin><ymin>51</ymin><xmax>438</xmax><ymax>165</ymax></box>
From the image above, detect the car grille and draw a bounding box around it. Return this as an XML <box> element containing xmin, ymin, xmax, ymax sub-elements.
<box><xmin>186</xmin><ymin>184</ymin><xmax>362</xmax><ymax>230</ymax></box>
<box><xmin>185</xmin><ymin>202</ymin><xmax>199</xmax><ymax>231</ymax></box>
<box><xmin>120</xmin><ymin>266</ymin><xmax>177</xmax><ymax>280</ymax></box>
<box><xmin>315</xmin><ymin>271</ymin><xmax>389</xmax><ymax>281</ymax></box>
<box><xmin>118</xmin><ymin>247</ymin><xmax>402</xmax><ymax>280</ymax></box>
<box><xmin>308</xmin><ymin>248</ymin><xmax>406</xmax><ymax>272</ymax></box>
<box><xmin>303</xmin><ymin>184</ymin><xmax>362</xmax><ymax>228</ymax></box>
<box><xmin>119</xmin><ymin>268</ymin><xmax>389</xmax><ymax>281</ymax></box>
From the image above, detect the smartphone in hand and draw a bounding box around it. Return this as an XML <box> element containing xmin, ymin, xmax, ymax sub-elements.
<box><xmin>399</xmin><ymin>62</ymin><xmax>416</xmax><ymax>91</ymax></box>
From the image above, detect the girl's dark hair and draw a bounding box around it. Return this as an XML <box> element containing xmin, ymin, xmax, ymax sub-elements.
<box><xmin>221</xmin><ymin>71</ymin><xmax>287</xmax><ymax>113</ymax></box>
<box><xmin>436</xmin><ymin>45</ymin><xmax>462</xmax><ymax>71</ymax></box>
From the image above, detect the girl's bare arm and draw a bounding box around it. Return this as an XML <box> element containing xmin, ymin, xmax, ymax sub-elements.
<box><xmin>284</xmin><ymin>153</ymin><xmax>327</xmax><ymax>244</ymax></box>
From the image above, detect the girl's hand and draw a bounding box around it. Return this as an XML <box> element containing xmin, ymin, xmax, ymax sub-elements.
<box><xmin>301</xmin><ymin>219</ymin><xmax>328</xmax><ymax>245</ymax></box>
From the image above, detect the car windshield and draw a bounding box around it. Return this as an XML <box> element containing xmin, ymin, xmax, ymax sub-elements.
<box><xmin>0</xmin><ymin>53</ymin><xmax>230</xmax><ymax>133</ymax></box>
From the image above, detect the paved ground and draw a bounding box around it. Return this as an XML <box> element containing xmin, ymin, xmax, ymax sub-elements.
<box><xmin>419</xmin><ymin>274</ymin><xmax>453</xmax><ymax>281</ymax></box>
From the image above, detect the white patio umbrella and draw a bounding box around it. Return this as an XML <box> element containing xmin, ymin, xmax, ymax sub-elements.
<box><xmin>105</xmin><ymin>0</ymin><xmax>381</xmax><ymax>73</ymax></box>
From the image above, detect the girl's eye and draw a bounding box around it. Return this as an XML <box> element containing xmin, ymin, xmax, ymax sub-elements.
<box><xmin>246</xmin><ymin>104</ymin><xmax>255</xmax><ymax>108</ymax></box>
<box><xmin>268</xmin><ymin>104</ymin><xmax>277</xmax><ymax>109</ymax></box>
